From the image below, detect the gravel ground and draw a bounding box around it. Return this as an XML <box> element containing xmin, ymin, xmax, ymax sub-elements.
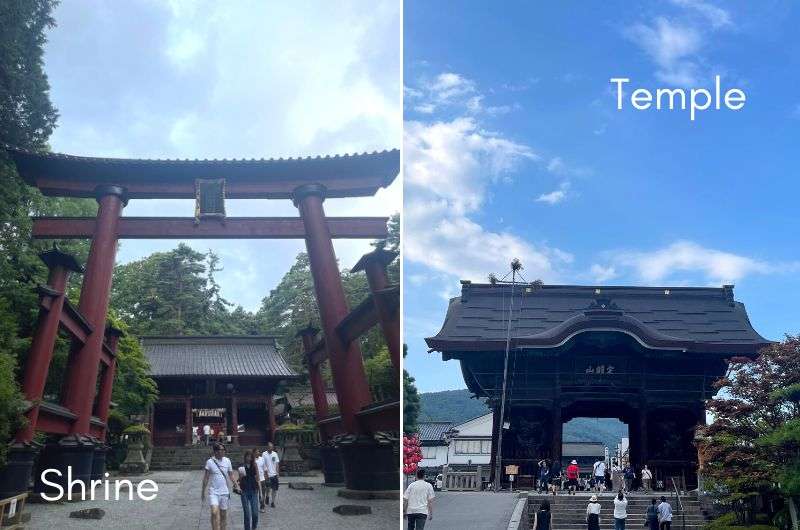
<box><xmin>25</xmin><ymin>470</ymin><xmax>399</xmax><ymax>529</ymax></box>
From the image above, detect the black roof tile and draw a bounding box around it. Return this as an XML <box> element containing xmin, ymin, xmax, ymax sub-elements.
<box><xmin>426</xmin><ymin>284</ymin><xmax>770</xmax><ymax>355</ymax></box>
<box><xmin>141</xmin><ymin>336</ymin><xmax>297</xmax><ymax>378</ymax></box>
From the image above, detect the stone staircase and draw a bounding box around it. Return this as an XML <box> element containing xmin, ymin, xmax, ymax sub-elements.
<box><xmin>149</xmin><ymin>445</ymin><xmax>261</xmax><ymax>471</ymax></box>
<box><xmin>527</xmin><ymin>492</ymin><xmax>708</xmax><ymax>530</ymax></box>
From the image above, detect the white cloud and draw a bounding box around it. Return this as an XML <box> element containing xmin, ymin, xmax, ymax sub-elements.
<box><xmin>404</xmin><ymin>117</ymin><xmax>537</xmax><ymax>214</ymax></box>
<box><xmin>596</xmin><ymin>241</ymin><xmax>799</xmax><ymax>285</ymax></box>
<box><xmin>625</xmin><ymin>17</ymin><xmax>702</xmax><ymax>86</ymax></box>
<box><xmin>535</xmin><ymin>181</ymin><xmax>570</xmax><ymax>205</ymax></box>
<box><xmin>669</xmin><ymin>0</ymin><xmax>732</xmax><ymax>29</ymax></box>
<box><xmin>409</xmin><ymin>71</ymin><xmax>513</xmax><ymax>117</ymax></box>
<box><xmin>624</xmin><ymin>1</ymin><xmax>733</xmax><ymax>87</ymax></box>
<box><xmin>45</xmin><ymin>1</ymin><xmax>400</xmax><ymax>310</ymax></box>
<box><xmin>590</xmin><ymin>264</ymin><xmax>618</xmax><ymax>283</ymax></box>
<box><xmin>404</xmin><ymin>116</ymin><xmax>571</xmax><ymax>283</ymax></box>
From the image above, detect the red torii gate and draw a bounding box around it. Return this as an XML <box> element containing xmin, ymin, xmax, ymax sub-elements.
<box><xmin>5</xmin><ymin>147</ymin><xmax>399</xmax><ymax>496</ymax></box>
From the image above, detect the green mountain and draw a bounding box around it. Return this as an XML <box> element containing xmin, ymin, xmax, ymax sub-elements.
<box><xmin>420</xmin><ymin>389</ymin><xmax>627</xmax><ymax>450</ymax></box>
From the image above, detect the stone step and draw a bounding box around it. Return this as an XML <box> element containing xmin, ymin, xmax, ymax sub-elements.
<box><xmin>528</xmin><ymin>493</ymin><xmax>707</xmax><ymax>530</ymax></box>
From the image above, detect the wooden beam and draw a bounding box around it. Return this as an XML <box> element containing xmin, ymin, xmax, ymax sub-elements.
<box><xmin>32</xmin><ymin>216</ymin><xmax>389</xmax><ymax>240</ymax></box>
<box><xmin>335</xmin><ymin>295</ymin><xmax>379</xmax><ymax>347</ymax></box>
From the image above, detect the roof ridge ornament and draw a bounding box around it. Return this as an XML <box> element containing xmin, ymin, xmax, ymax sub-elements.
<box><xmin>584</xmin><ymin>297</ymin><xmax>622</xmax><ymax>312</ymax></box>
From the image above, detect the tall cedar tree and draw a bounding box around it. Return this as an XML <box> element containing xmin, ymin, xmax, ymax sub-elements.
<box><xmin>111</xmin><ymin>244</ymin><xmax>252</xmax><ymax>336</ymax></box>
<box><xmin>0</xmin><ymin>0</ymin><xmax>93</xmax><ymax>465</ymax></box>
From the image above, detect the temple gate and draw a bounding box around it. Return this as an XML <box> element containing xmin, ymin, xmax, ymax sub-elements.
<box><xmin>426</xmin><ymin>282</ymin><xmax>769</xmax><ymax>489</ymax></box>
<box><xmin>3</xmin><ymin>146</ymin><xmax>399</xmax><ymax>496</ymax></box>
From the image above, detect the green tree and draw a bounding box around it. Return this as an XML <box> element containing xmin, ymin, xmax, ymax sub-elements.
<box><xmin>111</xmin><ymin>244</ymin><xmax>237</xmax><ymax>336</ymax></box>
<box><xmin>403</xmin><ymin>344</ymin><xmax>420</xmax><ymax>433</ymax></box>
<box><xmin>108</xmin><ymin>316</ymin><xmax>158</xmax><ymax>417</ymax></box>
<box><xmin>0</xmin><ymin>0</ymin><xmax>98</xmax><ymax>460</ymax></box>
<box><xmin>701</xmin><ymin>336</ymin><xmax>800</xmax><ymax>528</ymax></box>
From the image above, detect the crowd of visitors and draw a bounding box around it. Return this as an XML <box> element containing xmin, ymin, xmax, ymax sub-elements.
<box><xmin>199</xmin><ymin>441</ymin><xmax>282</xmax><ymax>530</ymax></box>
<box><xmin>534</xmin><ymin>458</ymin><xmax>665</xmax><ymax>495</ymax></box>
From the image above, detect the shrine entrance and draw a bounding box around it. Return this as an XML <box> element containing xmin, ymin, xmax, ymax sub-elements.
<box><xmin>3</xmin><ymin>147</ymin><xmax>400</xmax><ymax>497</ymax></box>
<box><xmin>427</xmin><ymin>282</ymin><xmax>770</xmax><ymax>490</ymax></box>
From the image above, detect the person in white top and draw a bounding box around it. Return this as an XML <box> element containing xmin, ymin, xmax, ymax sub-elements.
<box><xmin>261</xmin><ymin>442</ymin><xmax>280</xmax><ymax>508</ymax></box>
<box><xmin>586</xmin><ymin>495</ymin><xmax>601</xmax><ymax>530</ymax></box>
<box><xmin>201</xmin><ymin>443</ymin><xmax>236</xmax><ymax>530</ymax></box>
<box><xmin>613</xmin><ymin>491</ymin><xmax>628</xmax><ymax>530</ymax></box>
<box><xmin>592</xmin><ymin>459</ymin><xmax>606</xmax><ymax>492</ymax></box>
<box><xmin>203</xmin><ymin>424</ymin><xmax>211</xmax><ymax>446</ymax></box>
<box><xmin>641</xmin><ymin>465</ymin><xmax>653</xmax><ymax>493</ymax></box>
<box><xmin>254</xmin><ymin>448</ymin><xmax>266</xmax><ymax>513</ymax></box>
<box><xmin>657</xmin><ymin>497</ymin><xmax>673</xmax><ymax>530</ymax></box>
<box><xmin>404</xmin><ymin>469</ymin><xmax>434</xmax><ymax>529</ymax></box>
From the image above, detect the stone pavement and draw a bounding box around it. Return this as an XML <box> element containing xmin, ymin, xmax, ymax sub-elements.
<box><xmin>421</xmin><ymin>491</ymin><xmax>518</xmax><ymax>530</ymax></box>
<box><xmin>25</xmin><ymin>470</ymin><xmax>399</xmax><ymax>529</ymax></box>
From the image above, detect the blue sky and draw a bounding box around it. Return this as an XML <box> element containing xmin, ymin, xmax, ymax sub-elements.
<box><xmin>43</xmin><ymin>1</ymin><xmax>400</xmax><ymax>311</ymax></box>
<box><xmin>403</xmin><ymin>1</ymin><xmax>800</xmax><ymax>392</ymax></box>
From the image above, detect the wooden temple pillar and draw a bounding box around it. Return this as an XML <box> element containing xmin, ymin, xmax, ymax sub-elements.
<box><xmin>293</xmin><ymin>184</ymin><xmax>398</xmax><ymax>492</ymax></box>
<box><xmin>638</xmin><ymin>401</ymin><xmax>649</xmax><ymax>469</ymax></box>
<box><xmin>297</xmin><ymin>325</ymin><xmax>329</xmax><ymax>424</ymax></box>
<box><xmin>230</xmin><ymin>396</ymin><xmax>239</xmax><ymax>446</ymax></box>
<box><xmin>17</xmin><ymin>249</ymin><xmax>83</xmax><ymax>443</ymax></box>
<box><xmin>94</xmin><ymin>326</ymin><xmax>122</xmax><ymax>441</ymax></box>
<box><xmin>64</xmin><ymin>185</ymin><xmax>126</xmax><ymax>436</ymax></box>
<box><xmin>184</xmin><ymin>397</ymin><xmax>193</xmax><ymax>446</ymax></box>
<box><xmin>292</xmin><ymin>184</ymin><xmax>371</xmax><ymax>434</ymax></box>
<box><xmin>351</xmin><ymin>248</ymin><xmax>400</xmax><ymax>378</ymax></box>
<box><xmin>551</xmin><ymin>403</ymin><xmax>563</xmax><ymax>464</ymax></box>
<box><xmin>267</xmin><ymin>395</ymin><xmax>276</xmax><ymax>443</ymax></box>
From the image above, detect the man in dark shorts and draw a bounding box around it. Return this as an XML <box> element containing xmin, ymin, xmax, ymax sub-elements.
<box><xmin>261</xmin><ymin>442</ymin><xmax>280</xmax><ymax>507</ymax></box>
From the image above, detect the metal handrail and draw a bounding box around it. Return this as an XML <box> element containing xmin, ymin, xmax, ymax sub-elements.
<box><xmin>671</xmin><ymin>477</ymin><xmax>687</xmax><ymax>530</ymax></box>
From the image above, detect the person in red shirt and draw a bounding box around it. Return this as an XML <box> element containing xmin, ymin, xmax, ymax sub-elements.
<box><xmin>566</xmin><ymin>460</ymin><xmax>580</xmax><ymax>495</ymax></box>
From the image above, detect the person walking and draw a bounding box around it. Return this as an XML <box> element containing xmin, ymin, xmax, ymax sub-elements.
<box><xmin>592</xmin><ymin>459</ymin><xmax>606</xmax><ymax>493</ymax></box>
<box><xmin>657</xmin><ymin>496</ymin><xmax>673</xmax><ymax>530</ymax></box>
<box><xmin>612</xmin><ymin>462</ymin><xmax>624</xmax><ymax>492</ymax></box>
<box><xmin>549</xmin><ymin>459</ymin><xmax>562</xmax><ymax>496</ymax></box>
<box><xmin>645</xmin><ymin>498</ymin><xmax>660</xmax><ymax>530</ymax></box>
<box><xmin>203</xmin><ymin>424</ymin><xmax>211</xmax><ymax>446</ymax></box>
<box><xmin>533</xmin><ymin>499</ymin><xmax>552</xmax><ymax>530</ymax></box>
<box><xmin>586</xmin><ymin>495</ymin><xmax>601</xmax><ymax>530</ymax></box>
<box><xmin>641</xmin><ymin>465</ymin><xmax>653</xmax><ymax>494</ymax></box>
<box><xmin>201</xmin><ymin>443</ymin><xmax>236</xmax><ymax>530</ymax></box>
<box><xmin>566</xmin><ymin>460</ymin><xmax>580</xmax><ymax>495</ymax></box>
<box><xmin>538</xmin><ymin>460</ymin><xmax>550</xmax><ymax>494</ymax></box>
<box><xmin>613</xmin><ymin>490</ymin><xmax>628</xmax><ymax>530</ymax></box>
<box><xmin>253</xmin><ymin>448</ymin><xmax>266</xmax><ymax>513</ymax></box>
<box><xmin>623</xmin><ymin>465</ymin><xmax>635</xmax><ymax>492</ymax></box>
<box><xmin>261</xmin><ymin>442</ymin><xmax>280</xmax><ymax>508</ymax></box>
<box><xmin>404</xmin><ymin>468</ymin><xmax>434</xmax><ymax>529</ymax></box>
<box><xmin>237</xmin><ymin>450</ymin><xmax>263</xmax><ymax>530</ymax></box>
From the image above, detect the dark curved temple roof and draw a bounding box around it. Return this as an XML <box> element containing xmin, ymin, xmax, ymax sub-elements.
<box><xmin>426</xmin><ymin>283</ymin><xmax>770</xmax><ymax>355</ymax></box>
<box><xmin>6</xmin><ymin>146</ymin><xmax>399</xmax><ymax>199</ymax></box>
<box><xmin>141</xmin><ymin>336</ymin><xmax>297</xmax><ymax>378</ymax></box>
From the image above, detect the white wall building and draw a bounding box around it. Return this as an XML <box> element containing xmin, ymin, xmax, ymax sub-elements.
<box><xmin>419</xmin><ymin>412</ymin><xmax>493</xmax><ymax>469</ymax></box>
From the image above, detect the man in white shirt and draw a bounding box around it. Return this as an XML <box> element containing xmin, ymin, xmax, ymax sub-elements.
<box><xmin>403</xmin><ymin>469</ymin><xmax>434</xmax><ymax>529</ymax></box>
<box><xmin>203</xmin><ymin>424</ymin><xmax>211</xmax><ymax>446</ymax></box>
<box><xmin>261</xmin><ymin>442</ymin><xmax>280</xmax><ymax>508</ymax></box>
<box><xmin>254</xmin><ymin>448</ymin><xmax>266</xmax><ymax>513</ymax></box>
<box><xmin>641</xmin><ymin>465</ymin><xmax>653</xmax><ymax>494</ymax></box>
<box><xmin>201</xmin><ymin>443</ymin><xmax>236</xmax><ymax>530</ymax></box>
<box><xmin>657</xmin><ymin>497</ymin><xmax>673</xmax><ymax>530</ymax></box>
<box><xmin>592</xmin><ymin>459</ymin><xmax>606</xmax><ymax>492</ymax></box>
